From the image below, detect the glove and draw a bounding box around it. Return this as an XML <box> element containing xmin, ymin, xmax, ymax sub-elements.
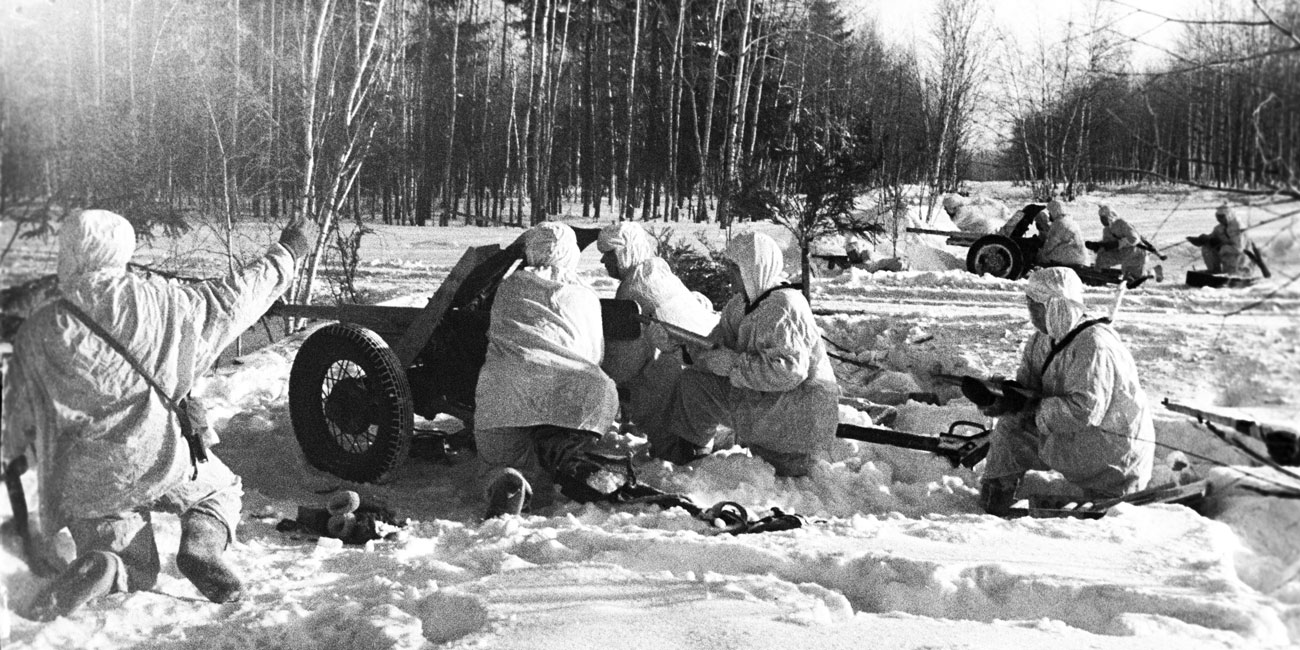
<box><xmin>279</xmin><ymin>218</ymin><xmax>318</xmax><ymax>261</ymax></box>
<box><xmin>980</xmin><ymin>394</ymin><xmax>1037</xmax><ymax>418</ymax></box>
<box><xmin>1084</xmin><ymin>241</ymin><xmax>1101</xmax><ymax>251</ymax></box>
<box><xmin>694</xmin><ymin>348</ymin><xmax>739</xmax><ymax>376</ymax></box>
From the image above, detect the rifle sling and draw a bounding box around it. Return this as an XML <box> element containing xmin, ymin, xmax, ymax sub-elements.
<box><xmin>58</xmin><ymin>299</ymin><xmax>207</xmax><ymax>475</ymax></box>
<box><xmin>1041</xmin><ymin>317</ymin><xmax>1111</xmax><ymax>377</ymax></box>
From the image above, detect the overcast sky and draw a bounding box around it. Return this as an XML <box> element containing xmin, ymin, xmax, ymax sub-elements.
<box><xmin>844</xmin><ymin>0</ymin><xmax>1199</xmax><ymax>68</ymax></box>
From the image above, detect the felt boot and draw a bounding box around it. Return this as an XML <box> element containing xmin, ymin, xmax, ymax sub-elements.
<box><xmin>978</xmin><ymin>475</ymin><xmax>1022</xmax><ymax>517</ymax></box>
<box><xmin>651</xmin><ymin>435</ymin><xmax>709</xmax><ymax>466</ymax></box>
<box><xmin>28</xmin><ymin>550</ymin><xmax>125</xmax><ymax>622</ymax></box>
<box><xmin>484</xmin><ymin>468</ymin><xmax>532</xmax><ymax>519</ymax></box>
<box><xmin>176</xmin><ymin>512</ymin><xmax>243</xmax><ymax>603</ymax></box>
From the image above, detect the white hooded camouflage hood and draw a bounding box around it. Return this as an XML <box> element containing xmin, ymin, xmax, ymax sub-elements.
<box><xmin>596</xmin><ymin>221</ymin><xmax>658</xmax><ymax>274</ymax></box>
<box><xmin>58</xmin><ymin>209</ymin><xmax>136</xmax><ymax>288</ymax></box>
<box><xmin>524</xmin><ymin>222</ymin><xmax>580</xmax><ymax>282</ymax></box>
<box><xmin>1025</xmin><ymin>267</ymin><xmax>1086</xmax><ymax>340</ymax></box>
<box><xmin>725</xmin><ymin>231</ymin><xmax>785</xmax><ymax>303</ymax></box>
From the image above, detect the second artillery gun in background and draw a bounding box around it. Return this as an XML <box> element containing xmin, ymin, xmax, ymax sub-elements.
<box><xmin>906</xmin><ymin>205</ymin><xmax>1134</xmax><ymax>286</ymax></box>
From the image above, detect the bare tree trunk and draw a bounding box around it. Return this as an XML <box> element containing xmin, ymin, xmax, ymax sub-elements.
<box><xmin>543</xmin><ymin>0</ymin><xmax>573</xmax><ymax>217</ymax></box>
<box><xmin>441</xmin><ymin>1</ymin><xmax>462</xmax><ymax>226</ymax></box>
<box><xmin>718</xmin><ymin>0</ymin><xmax>755</xmax><ymax>228</ymax></box>
<box><xmin>621</xmin><ymin>0</ymin><xmax>643</xmax><ymax>220</ymax></box>
<box><xmin>666</xmin><ymin>0</ymin><xmax>687</xmax><ymax>221</ymax></box>
<box><xmin>292</xmin><ymin>0</ymin><xmax>392</xmax><ymax>306</ymax></box>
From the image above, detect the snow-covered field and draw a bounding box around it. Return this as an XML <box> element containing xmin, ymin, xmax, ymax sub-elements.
<box><xmin>2</xmin><ymin>184</ymin><xmax>1299</xmax><ymax>649</ymax></box>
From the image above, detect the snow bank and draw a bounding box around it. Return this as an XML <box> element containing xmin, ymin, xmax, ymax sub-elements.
<box><xmin>2</xmin><ymin>196</ymin><xmax>1298</xmax><ymax>649</ymax></box>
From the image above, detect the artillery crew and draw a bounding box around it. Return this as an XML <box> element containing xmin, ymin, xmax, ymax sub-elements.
<box><xmin>977</xmin><ymin>267</ymin><xmax>1155</xmax><ymax>515</ymax></box>
<box><xmin>596</xmin><ymin>221</ymin><xmax>717</xmax><ymax>452</ymax></box>
<box><xmin>1088</xmin><ymin>205</ymin><xmax>1158</xmax><ymax>287</ymax></box>
<box><xmin>3</xmin><ymin>209</ymin><xmax>310</xmax><ymax>620</ymax></box>
<box><xmin>656</xmin><ymin>231</ymin><xmax>841</xmax><ymax>477</ymax></box>
<box><xmin>1189</xmin><ymin>204</ymin><xmax>1265</xmax><ymax>277</ymax></box>
<box><xmin>473</xmin><ymin>222</ymin><xmax>630</xmax><ymax>518</ymax></box>
<box><xmin>1037</xmin><ymin>200</ymin><xmax>1090</xmax><ymax>267</ymax></box>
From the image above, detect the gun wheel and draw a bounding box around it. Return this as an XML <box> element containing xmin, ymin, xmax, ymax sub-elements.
<box><xmin>289</xmin><ymin>323</ymin><xmax>412</xmax><ymax>483</ymax></box>
<box><xmin>967</xmin><ymin>234</ymin><xmax>1026</xmax><ymax>279</ymax></box>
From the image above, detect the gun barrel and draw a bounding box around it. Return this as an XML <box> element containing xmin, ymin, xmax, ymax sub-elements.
<box><xmin>904</xmin><ymin>227</ymin><xmax>981</xmax><ymax>246</ymax></box>
<box><xmin>906</xmin><ymin>227</ymin><xmax>963</xmax><ymax>237</ymax></box>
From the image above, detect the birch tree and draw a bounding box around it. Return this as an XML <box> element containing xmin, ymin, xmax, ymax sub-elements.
<box><xmin>291</xmin><ymin>0</ymin><xmax>396</xmax><ymax>305</ymax></box>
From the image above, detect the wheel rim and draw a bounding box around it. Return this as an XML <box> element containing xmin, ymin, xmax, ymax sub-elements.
<box><xmin>975</xmin><ymin>245</ymin><xmax>1014</xmax><ymax>276</ymax></box>
<box><xmin>322</xmin><ymin>363</ymin><xmax>377</xmax><ymax>453</ymax></box>
<box><xmin>289</xmin><ymin>323</ymin><xmax>413</xmax><ymax>483</ymax></box>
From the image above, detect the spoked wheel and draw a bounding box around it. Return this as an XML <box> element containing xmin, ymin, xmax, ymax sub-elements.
<box><xmin>289</xmin><ymin>323</ymin><xmax>413</xmax><ymax>483</ymax></box>
<box><xmin>967</xmin><ymin>234</ymin><xmax>1027</xmax><ymax>279</ymax></box>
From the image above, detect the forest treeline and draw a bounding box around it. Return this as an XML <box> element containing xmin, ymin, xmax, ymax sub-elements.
<box><xmin>1</xmin><ymin>0</ymin><xmax>1296</xmax><ymax>240</ymax></box>
<box><xmin>1002</xmin><ymin>2</ymin><xmax>1300</xmax><ymax>200</ymax></box>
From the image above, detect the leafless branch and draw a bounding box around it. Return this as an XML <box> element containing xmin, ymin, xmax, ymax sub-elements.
<box><xmin>1101</xmin><ymin>46</ymin><xmax>1300</xmax><ymax>78</ymax></box>
<box><xmin>1251</xmin><ymin>0</ymin><xmax>1300</xmax><ymax>48</ymax></box>
<box><xmin>1106</xmin><ymin>0</ymin><xmax>1274</xmax><ymax>28</ymax></box>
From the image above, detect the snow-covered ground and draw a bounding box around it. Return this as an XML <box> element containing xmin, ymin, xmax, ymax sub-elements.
<box><xmin>2</xmin><ymin>184</ymin><xmax>1299</xmax><ymax>649</ymax></box>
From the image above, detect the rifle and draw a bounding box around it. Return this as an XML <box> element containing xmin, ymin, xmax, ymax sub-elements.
<box><xmin>1138</xmin><ymin>238</ymin><xmax>1168</xmax><ymax>261</ymax></box>
<box><xmin>636</xmin><ymin>314</ymin><xmax>716</xmax><ymax>350</ymax></box>
<box><xmin>933</xmin><ymin>373</ymin><xmax>1040</xmax><ymax>413</ymax></box>
<box><xmin>1163</xmin><ymin>399</ymin><xmax>1299</xmax><ymax>466</ymax></box>
<box><xmin>1087</xmin><ymin>238</ymin><xmax>1167</xmax><ymax>262</ymax></box>
<box><xmin>836</xmin><ymin>420</ymin><xmax>990</xmax><ymax>469</ymax></box>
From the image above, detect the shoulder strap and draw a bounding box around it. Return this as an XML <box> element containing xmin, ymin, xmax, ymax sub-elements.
<box><xmin>744</xmin><ymin>283</ymin><xmax>803</xmax><ymax>315</ymax></box>
<box><xmin>59</xmin><ymin>299</ymin><xmax>175</xmax><ymax>404</ymax></box>
<box><xmin>58</xmin><ymin>299</ymin><xmax>207</xmax><ymax>470</ymax></box>
<box><xmin>1041</xmin><ymin>317</ymin><xmax>1111</xmax><ymax>377</ymax></box>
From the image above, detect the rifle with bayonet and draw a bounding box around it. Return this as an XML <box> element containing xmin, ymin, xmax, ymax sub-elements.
<box><xmin>1163</xmin><ymin>399</ymin><xmax>1298</xmax><ymax>466</ymax></box>
<box><xmin>836</xmin><ymin>420</ymin><xmax>991</xmax><ymax>469</ymax></box>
